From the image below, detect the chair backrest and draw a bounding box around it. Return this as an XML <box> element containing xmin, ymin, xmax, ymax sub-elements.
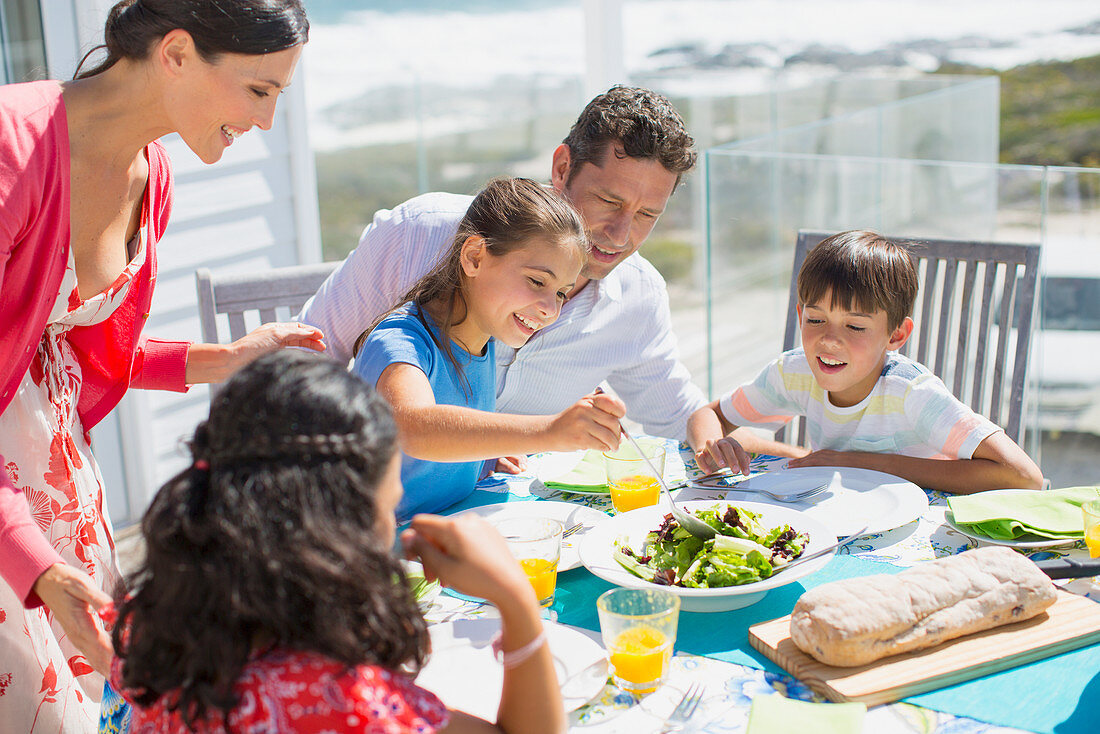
<box><xmin>779</xmin><ymin>230</ymin><xmax>1040</xmax><ymax>447</ymax></box>
<box><xmin>195</xmin><ymin>262</ymin><xmax>338</xmax><ymax>345</ymax></box>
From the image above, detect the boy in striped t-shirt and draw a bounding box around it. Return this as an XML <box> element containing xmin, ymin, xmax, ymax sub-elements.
<box><xmin>687</xmin><ymin>230</ymin><xmax>1043</xmax><ymax>494</ymax></box>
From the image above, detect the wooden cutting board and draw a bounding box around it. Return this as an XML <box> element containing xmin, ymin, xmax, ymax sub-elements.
<box><xmin>748</xmin><ymin>589</ymin><xmax>1100</xmax><ymax>706</ymax></box>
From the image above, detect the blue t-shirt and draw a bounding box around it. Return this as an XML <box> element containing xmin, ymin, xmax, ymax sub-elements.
<box><xmin>353</xmin><ymin>304</ymin><xmax>495</xmax><ymax>520</ymax></box>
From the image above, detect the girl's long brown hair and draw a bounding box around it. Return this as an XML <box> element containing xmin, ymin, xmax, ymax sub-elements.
<box><xmin>353</xmin><ymin>177</ymin><xmax>587</xmax><ymax>379</ymax></box>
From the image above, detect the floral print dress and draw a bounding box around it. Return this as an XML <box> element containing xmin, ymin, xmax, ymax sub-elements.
<box><xmin>0</xmin><ymin>231</ymin><xmax>145</xmax><ymax>733</ymax></box>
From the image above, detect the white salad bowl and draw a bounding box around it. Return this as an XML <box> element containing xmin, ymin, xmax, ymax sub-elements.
<box><xmin>578</xmin><ymin>500</ymin><xmax>838</xmax><ymax>612</ymax></box>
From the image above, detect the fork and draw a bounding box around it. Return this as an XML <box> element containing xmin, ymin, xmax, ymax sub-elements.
<box><xmin>659</xmin><ymin>683</ymin><xmax>704</xmax><ymax>733</ymax></box>
<box><xmin>689</xmin><ymin>473</ymin><xmax>829</xmax><ymax>503</ymax></box>
<box><xmin>560</xmin><ymin>523</ymin><xmax>584</xmax><ymax>539</ymax></box>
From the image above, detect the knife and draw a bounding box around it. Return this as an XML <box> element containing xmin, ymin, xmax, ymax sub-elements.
<box><xmin>1033</xmin><ymin>556</ymin><xmax>1100</xmax><ymax>580</ymax></box>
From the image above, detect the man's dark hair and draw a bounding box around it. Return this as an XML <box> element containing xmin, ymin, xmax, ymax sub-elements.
<box><xmin>797</xmin><ymin>230</ymin><xmax>919</xmax><ymax>331</ymax></box>
<box><xmin>562</xmin><ymin>85</ymin><xmax>696</xmax><ymax>185</ymax></box>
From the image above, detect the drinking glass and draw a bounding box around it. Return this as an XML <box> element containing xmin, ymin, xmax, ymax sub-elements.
<box><xmin>1083</xmin><ymin>499</ymin><xmax>1100</xmax><ymax>558</ymax></box>
<box><xmin>604</xmin><ymin>438</ymin><xmax>666</xmax><ymax>513</ymax></box>
<box><xmin>495</xmin><ymin>517</ymin><xmax>563</xmax><ymax>607</ymax></box>
<box><xmin>596</xmin><ymin>587</ymin><xmax>680</xmax><ymax>694</ymax></box>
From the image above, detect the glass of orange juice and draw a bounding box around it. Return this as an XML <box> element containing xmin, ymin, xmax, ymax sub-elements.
<box><xmin>1083</xmin><ymin>500</ymin><xmax>1100</xmax><ymax>559</ymax></box>
<box><xmin>596</xmin><ymin>588</ymin><xmax>680</xmax><ymax>694</ymax></box>
<box><xmin>495</xmin><ymin>517</ymin><xmax>563</xmax><ymax>607</ymax></box>
<box><xmin>604</xmin><ymin>438</ymin><xmax>666</xmax><ymax>513</ymax></box>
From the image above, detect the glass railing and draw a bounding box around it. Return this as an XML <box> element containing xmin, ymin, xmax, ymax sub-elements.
<box><xmin>704</xmin><ymin>101</ymin><xmax>1100</xmax><ymax>483</ymax></box>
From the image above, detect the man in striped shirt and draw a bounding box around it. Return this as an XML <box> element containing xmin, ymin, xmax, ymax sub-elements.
<box><xmin>688</xmin><ymin>231</ymin><xmax>1043</xmax><ymax>493</ymax></box>
<box><xmin>299</xmin><ymin>86</ymin><xmax>707</xmax><ymax>447</ymax></box>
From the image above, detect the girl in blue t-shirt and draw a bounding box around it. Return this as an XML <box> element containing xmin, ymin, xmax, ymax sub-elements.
<box><xmin>353</xmin><ymin>177</ymin><xmax>626</xmax><ymax>519</ymax></box>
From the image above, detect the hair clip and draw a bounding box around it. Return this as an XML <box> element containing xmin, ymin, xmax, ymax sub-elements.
<box><xmin>193</xmin><ymin>459</ymin><xmax>210</xmax><ymax>471</ymax></box>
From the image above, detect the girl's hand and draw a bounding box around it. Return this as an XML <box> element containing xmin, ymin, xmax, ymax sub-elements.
<box><xmin>185</xmin><ymin>322</ymin><xmax>326</xmax><ymax>383</ymax></box>
<box><xmin>401</xmin><ymin>514</ymin><xmax>537</xmax><ymax>613</ymax></box>
<box><xmin>545</xmin><ymin>392</ymin><xmax>626</xmax><ymax>452</ymax></box>
<box><xmin>495</xmin><ymin>455</ymin><xmax>528</xmax><ymax>474</ymax></box>
<box><xmin>695</xmin><ymin>436</ymin><xmax>752</xmax><ymax>476</ymax></box>
<box><xmin>32</xmin><ymin>563</ymin><xmax>113</xmax><ymax>675</ymax></box>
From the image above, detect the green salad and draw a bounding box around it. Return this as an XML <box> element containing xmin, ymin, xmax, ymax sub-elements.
<box><xmin>613</xmin><ymin>505</ymin><xmax>810</xmax><ymax>588</ymax></box>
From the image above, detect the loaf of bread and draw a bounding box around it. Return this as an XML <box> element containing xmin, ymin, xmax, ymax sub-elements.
<box><xmin>789</xmin><ymin>546</ymin><xmax>1057</xmax><ymax>667</ymax></box>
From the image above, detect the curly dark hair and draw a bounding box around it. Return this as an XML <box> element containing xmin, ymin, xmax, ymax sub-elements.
<box><xmin>562</xmin><ymin>85</ymin><xmax>697</xmax><ymax>186</ymax></box>
<box><xmin>112</xmin><ymin>350</ymin><xmax>428</xmax><ymax>729</ymax></box>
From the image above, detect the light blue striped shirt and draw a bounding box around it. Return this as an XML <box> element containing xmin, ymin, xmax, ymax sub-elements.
<box><xmin>298</xmin><ymin>192</ymin><xmax>705</xmax><ymax>439</ymax></box>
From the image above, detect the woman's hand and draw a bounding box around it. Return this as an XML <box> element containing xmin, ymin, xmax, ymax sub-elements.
<box><xmin>32</xmin><ymin>563</ymin><xmax>113</xmax><ymax>676</ymax></box>
<box><xmin>185</xmin><ymin>322</ymin><xmax>326</xmax><ymax>383</ymax></box>
<box><xmin>695</xmin><ymin>436</ymin><xmax>752</xmax><ymax>476</ymax></box>
<box><xmin>401</xmin><ymin>514</ymin><xmax>537</xmax><ymax>613</ymax></box>
<box><xmin>543</xmin><ymin>392</ymin><xmax>625</xmax><ymax>452</ymax></box>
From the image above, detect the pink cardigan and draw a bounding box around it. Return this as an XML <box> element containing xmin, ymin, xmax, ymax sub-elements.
<box><xmin>0</xmin><ymin>81</ymin><xmax>190</xmax><ymax>606</ymax></box>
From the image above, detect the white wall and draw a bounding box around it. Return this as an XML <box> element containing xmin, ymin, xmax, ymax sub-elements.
<box><xmin>40</xmin><ymin>1</ymin><xmax>322</xmax><ymax>525</ymax></box>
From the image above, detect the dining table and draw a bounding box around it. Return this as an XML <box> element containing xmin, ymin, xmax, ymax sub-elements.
<box><xmin>419</xmin><ymin>440</ymin><xmax>1100</xmax><ymax>734</ymax></box>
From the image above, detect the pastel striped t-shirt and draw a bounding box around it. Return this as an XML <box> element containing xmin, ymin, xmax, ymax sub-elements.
<box><xmin>717</xmin><ymin>349</ymin><xmax>1001</xmax><ymax>459</ymax></box>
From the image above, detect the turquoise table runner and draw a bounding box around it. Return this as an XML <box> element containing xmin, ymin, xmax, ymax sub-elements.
<box><xmin>448</xmin><ymin>485</ymin><xmax>1100</xmax><ymax>734</ymax></box>
<box><xmin>553</xmin><ymin>555</ymin><xmax>1100</xmax><ymax>734</ymax></box>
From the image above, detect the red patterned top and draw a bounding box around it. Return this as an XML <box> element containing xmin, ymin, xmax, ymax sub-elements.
<box><xmin>110</xmin><ymin>647</ymin><xmax>450</xmax><ymax>733</ymax></box>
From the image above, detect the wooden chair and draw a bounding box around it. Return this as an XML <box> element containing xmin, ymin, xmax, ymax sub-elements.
<box><xmin>195</xmin><ymin>261</ymin><xmax>337</xmax><ymax>344</ymax></box>
<box><xmin>778</xmin><ymin>230</ymin><xmax>1040</xmax><ymax>447</ymax></box>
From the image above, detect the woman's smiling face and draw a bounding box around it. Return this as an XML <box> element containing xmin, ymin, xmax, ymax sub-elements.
<box><xmin>165</xmin><ymin>32</ymin><xmax>302</xmax><ymax>164</ymax></box>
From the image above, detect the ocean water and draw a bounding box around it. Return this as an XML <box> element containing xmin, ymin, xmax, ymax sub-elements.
<box><xmin>301</xmin><ymin>0</ymin><xmax>1100</xmax><ymax>148</ymax></box>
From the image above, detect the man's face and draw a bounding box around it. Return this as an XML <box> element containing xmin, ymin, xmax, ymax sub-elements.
<box><xmin>553</xmin><ymin>145</ymin><xmax>679</xmax><ymax>282</ymax></box>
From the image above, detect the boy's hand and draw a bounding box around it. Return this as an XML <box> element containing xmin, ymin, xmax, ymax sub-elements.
<box><xmin>788</xmin><ymin>449</ymin><xmax>856</xmax><ymax>468</ymax></box>
<box><xmin>695</xmin><ymin>436</ymin><xmax>752</xmax><ymax>476</ymax></box>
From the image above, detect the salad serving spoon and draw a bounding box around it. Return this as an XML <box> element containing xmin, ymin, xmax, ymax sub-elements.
<box><xmin>775</xmin><ymin>526</ymin><xmax>868</xmax><ymax>574</ymax></box>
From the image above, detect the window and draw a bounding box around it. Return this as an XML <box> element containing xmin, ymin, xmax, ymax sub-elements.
<box><xmin>0</xmin><ymin>0</ymin><xmax>46</xmax><ymax>84</ymax></box>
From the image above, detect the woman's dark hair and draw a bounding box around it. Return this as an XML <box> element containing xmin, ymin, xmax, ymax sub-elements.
<box><xmin>74</xmin><ymin>0</ymin><xmax>309</xmax><ymax>80</ymax></box>
<box><xmin>352</xmin><ymin>177</ymin><xmax>587</xmax><ymax>381</ymax></box>
<box><xmin>113</xmin><ymin>350</ymin><xmax>426</xmax><ymax>729</ymax></box>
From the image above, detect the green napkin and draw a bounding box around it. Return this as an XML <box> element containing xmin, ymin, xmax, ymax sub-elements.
<box><xmin>947</xmin><ymin>486</ymin><xmax>1100</xmax><ymax>540</ymax></box>
<box><xmin>541</xmin><ymin>450</ymin><xmax>608</xmax><ymax>492</ymax></box>
<box><xmin>746</xmin><ymin>695</ymin><xmax>865</xmax><ymax>734</ymax></box>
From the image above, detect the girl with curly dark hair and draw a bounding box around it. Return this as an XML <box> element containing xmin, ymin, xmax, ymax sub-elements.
<box><xmin>106</xmin><ymin>350</ymin><xmax>566</xmax><ymax>733</ymax></box>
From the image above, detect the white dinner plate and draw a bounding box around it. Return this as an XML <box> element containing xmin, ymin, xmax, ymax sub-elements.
<box><xmin>943</xmin><ymin>510</ymin><xmax>1081</xmax><ymax>549</ymax></box>
<box><xmin>578</xmin><ymin>500</ymin><xmax>837</xmax><ymax>612</ymax></box>
<box><xmin>415</xmin><ymin>618</ymin><xmax>607</xmax><ymax>718</ymax></box>
<box><xmin>692</xmin><ymin>466</ymin><xmax>929</xmax><ymax>537</ymax></box>
<box><xmin>454</xmin><ymin>501</ymin><xmax>609</xmax><ymax>571</ymax></box>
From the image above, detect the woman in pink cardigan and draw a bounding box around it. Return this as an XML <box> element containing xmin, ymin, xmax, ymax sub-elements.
<box><xmin>0</xmin><ymin>1</ymin><xmax>321</xmax><ymax>730</ymax></box>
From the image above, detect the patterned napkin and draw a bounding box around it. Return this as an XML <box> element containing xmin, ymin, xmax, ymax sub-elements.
<box><xmin>947</xmin><ymin>486</ymin><xmax>1100</xmax><ymax>540</ymax></box>
<box><xmin>746</xmin><ymin>695</ymin><xmax>865</xmax><ymax>734</ymax></box>
<box><xmin>540</xmin><ymin>449</ymin><xmax>608</xmax><ymax>492</ymax></box>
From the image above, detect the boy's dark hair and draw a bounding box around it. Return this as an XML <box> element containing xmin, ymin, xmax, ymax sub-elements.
<box><xmin>797</xmin><ymin>230</ymin><xmax>919</xmax><ymax>330</ymax></box>
<box><xmin>113</xmin><ymin>350</ymin><xmax>427</xmax><ymax>728</ymax></box>
<box><xmin>562</xmin><ymin>85</ymin><xmax>696</xmax><ymax>186</ymax></box>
